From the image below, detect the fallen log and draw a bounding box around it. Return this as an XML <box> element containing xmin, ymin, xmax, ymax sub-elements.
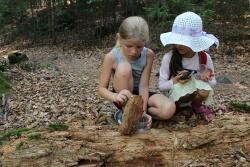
<box><xmin>0</xmin><ymin>115</ymin><xmax>250</xmax><ymax>167</ymax></box>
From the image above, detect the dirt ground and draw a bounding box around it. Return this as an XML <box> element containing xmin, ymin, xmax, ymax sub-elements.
<box><xmin>0</xmin><ymin>39</ymin><xmax>249</xmax><ymax>166</ymax></box>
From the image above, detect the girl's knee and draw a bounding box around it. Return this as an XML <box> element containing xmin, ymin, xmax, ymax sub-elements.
<box><xmin>161</xmin><ymin>101</ymin><xmax>176</xmax><ymax>120</ymax></box>
<box><xmin>115</xmin><ymin>62</ymin><xmax>132</xmax><ymax>77</ymax></box>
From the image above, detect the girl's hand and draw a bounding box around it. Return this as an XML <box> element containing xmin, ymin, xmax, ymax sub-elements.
<box><xmin>113</xmin><ymin>89</ymin><xmax>133</xmax><ymax>105</ymax></box>
<box><xmin>199</xmin><ymin>69</ymin><xmax>213</xmax><ymax>82</ymax></box>
<box><xmin>142</xmin><ymin>113</ymin><xmax>152</xmax><ymax>128</ymax></box>
<box><xmin>199</xmin><ymin>65</ymin><xmax>214</xmax><ymax>82</ymax></box>
<box><xmin>173</xmin><ymin>70</ymin><xmax>191</xmax><ymax>84</ymax></box>
<box><xmin>200</xmin><ymin>73</ymin><xmax>210</xmax><ymax>82</ymax></box>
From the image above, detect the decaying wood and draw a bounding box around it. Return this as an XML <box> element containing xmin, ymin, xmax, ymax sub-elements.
<box><xmin>1</xmin><ymin>115</ymin><xmax>250</xmax><ymax>167</ymax></box>
<box><xmin>119</xmin><ymin>95</ymin><xmax>144</xmax><ymax>135</ymax></box>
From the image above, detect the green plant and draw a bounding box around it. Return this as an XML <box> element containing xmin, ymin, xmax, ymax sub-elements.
<box><xmin>0</xmin><ymin>60</ymin><xmax>9</xmax><ymax>72</ymax></box>
<box><xmin>48</xmin><ymin>123</ymin><xmax>68</xmax><ymax>132</ymax></box>
<box><xmin>214</xmin><ymin>0</ymin><xmax>249</xmax><ymax>41</ymax></box>
<box><xmin>0</xmin><ymin>128</ymin><xmax>31</xmax><ymax>146</ymax></box>
<box><xmin>144</xmin><ymin>2</ymin><xmax>173</xmax><ymax>27</ymax></box>
<box><xmin>20</xmin><ymin>62</ymin><xmax>38</xmax><ymax>72</ymax></box>
<box><xmin>27</xmin><ymin>133</ymin><xmax>42</xmax><ymax>140</ymax></box>
<box><xmin>229</xmin><ymin>101</ymin><xmax>250</xmax><ymax>113</ymax></box>
<box><xmin>16</xmin><ymin>141</ymin><xmax>29</xmax><ymax>150</ymax></box>
<box><xmin>0</xmin><ymin>0</ymin><xmax>29</xmax><ymax>29</ymax></box>
<box><xmin>0</xmin><ymin>72</ymin><xmax>11</xmax><ymax>94</ymax></box>
<box><xmin>143</xmin><ymin>0</ymin><xmax>216</xmax><ymax>28</ymax></box>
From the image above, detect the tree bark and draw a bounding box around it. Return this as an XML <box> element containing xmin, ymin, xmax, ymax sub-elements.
<box><xmin>30</xmin><ymin>0</ymin><xmax>36</xmax><ymax>44</ymax></box>
<box><xmin>51</xmin><ymin>0</ymin><xmax>56</xmax><ymax>45</ymax></box>
<box><xmin>48</xmin><ymin>0</ymin><xmax>52</xmax><ymax>38</ymax></box>
<box><xmin>119</xmin><ymin>95</ymin><xmax>144</xmax><ymax>135</ymax></box>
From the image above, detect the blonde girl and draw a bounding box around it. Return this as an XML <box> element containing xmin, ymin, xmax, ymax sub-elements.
<box><xmin>99</xmin><ymin>16</ymin><xmax>176</xmax><ymax>127</ymax></box>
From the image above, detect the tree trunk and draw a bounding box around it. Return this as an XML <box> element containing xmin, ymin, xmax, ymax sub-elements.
<box><xmin>39</xmin><ymin>0</ymin><xmax>42</xmax><ymax>7</ymax></box>
<box><xmin>48</xmin><ymin>0</ymin><xmax>52</xmax><ymax>38</ymax></box>
<box><xmin>30</xmin><ymin>0</ymin><xmax>36</xmax><ymax>44</ymax></box>
<box><xmin>69</xmin><ymin>0</ymin><xmax>74</xmax><ymax>6</ymax></box>
<box><xmin>51</xmin><ymin>0</ymin><xmax>56</xmax><ymax>45</ymax></box>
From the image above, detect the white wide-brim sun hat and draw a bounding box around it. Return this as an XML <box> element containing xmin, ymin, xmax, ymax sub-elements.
<box><xmin>160</xmin><ymin>12</ymin><xmax>218</xmax><ymax>52</ymax></box>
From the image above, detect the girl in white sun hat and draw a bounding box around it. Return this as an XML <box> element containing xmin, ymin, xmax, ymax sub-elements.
<box><xmin>159</xmin><ymin>11</ymin><xmax>219</xmax><ymax>122</ymax></box>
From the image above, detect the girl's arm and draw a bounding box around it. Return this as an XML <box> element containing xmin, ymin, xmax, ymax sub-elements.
<box><xmin>158</xmin><ymin>53</ymin><xmax>174</xmax><ymax>91</ymax></box>
<box><xmin>98</xmin><ymin>52</ymin><xmax>117</xmax><ymax>102</ymax></box>
<box><xmin>139</xmin><ymin>48</ymin><xmax>154</xmax><ymax>112</ymax></box>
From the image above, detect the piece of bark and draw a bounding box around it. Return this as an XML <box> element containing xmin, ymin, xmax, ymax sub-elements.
<box><xmin>119</xmin><ymin>95</ymin><xmax>144</xmax><ymax>135</ymax></box>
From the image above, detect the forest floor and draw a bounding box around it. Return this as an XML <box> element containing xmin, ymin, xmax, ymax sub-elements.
<box><xmin>0</xmin><ymin>38</ymin><xmax>249</xmax><ymax>166</ymax></box>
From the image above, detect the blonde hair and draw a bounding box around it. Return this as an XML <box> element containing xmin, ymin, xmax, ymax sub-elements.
<box><xmin>118</xmin><ymin>16</ymin><xmax>149</xmax><ymax>44</ymax></box>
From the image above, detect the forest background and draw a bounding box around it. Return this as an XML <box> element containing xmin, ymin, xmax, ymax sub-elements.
<box><xmin>0</xmin><ymin>1</ymin><xmax>250</xmax><ymax>166</ymax></box>
<box><xmin>0</xmin><ymin>0</ymin><xmax>249</xmax><ymax>47</ymax></box>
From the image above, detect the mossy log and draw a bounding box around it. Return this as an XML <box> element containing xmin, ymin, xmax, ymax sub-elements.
<box><xmin>8</xmin><ymin>51</ymin><xmax>28</xmax><ymax>64</ymax></box>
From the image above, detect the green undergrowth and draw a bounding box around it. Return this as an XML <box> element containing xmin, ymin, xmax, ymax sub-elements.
<box><xmin>0</xmin><ymin>60</ymin><xmax>9</xmax><ymax>72</ymax></box>
<box><xmin>27</xmin><ymin>132</ymin><xmax>43</xmax><ymax>140</ymax></box>
<box><xmin>48</xmin><ymin>123</ymin><xmax>68</xmax><ymax>132</ymax></box>
<box><xmin>15</xmin><ymin>132</ymin><xmax>45</xmax><ymax>150</ymax></box>
<box><xmin>229</xmin><ymin>101</ymin><xmax>250</xmax><ymax>113</ymax></box>
<box><xmin>16</xmin><ymin>141</ymin><xmax>28</xmax><ymax>150</ymax></box>
<box><xmin>0</xmin><ymin>72</ymin><xmax>11</xmax><ymax>94</ymax></box>
<box><xmin>0</xmin><ymin>128</ymin><xmax>32</xmax><ymax>146</ymax></box>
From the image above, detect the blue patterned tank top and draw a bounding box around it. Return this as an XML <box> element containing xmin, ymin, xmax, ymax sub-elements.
<box><xmin>112</xmin><ymin>47</ymin><xmax>148</xmax><ymax>90</ymax></box>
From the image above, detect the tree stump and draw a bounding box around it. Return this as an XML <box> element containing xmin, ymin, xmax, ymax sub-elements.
<box><xmin>119</xmin><ymin>95</ymin><xmax>144</xmax><ymax>135</ymax></box>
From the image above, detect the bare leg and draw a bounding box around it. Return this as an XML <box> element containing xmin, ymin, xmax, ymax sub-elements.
<box><xmin>148</xmin><ymin>94</ymin><xmax>176</xmax><ymax>120</ymax></box>
<box><xmin>191</xmin><ymin>90</ymin><xmax>214</xmax><ymax>122</ymax></box>
<box><xmin>113</xmin><ymin>61</ymin><xmax>133</xmax><ymax>93</ymax></box>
